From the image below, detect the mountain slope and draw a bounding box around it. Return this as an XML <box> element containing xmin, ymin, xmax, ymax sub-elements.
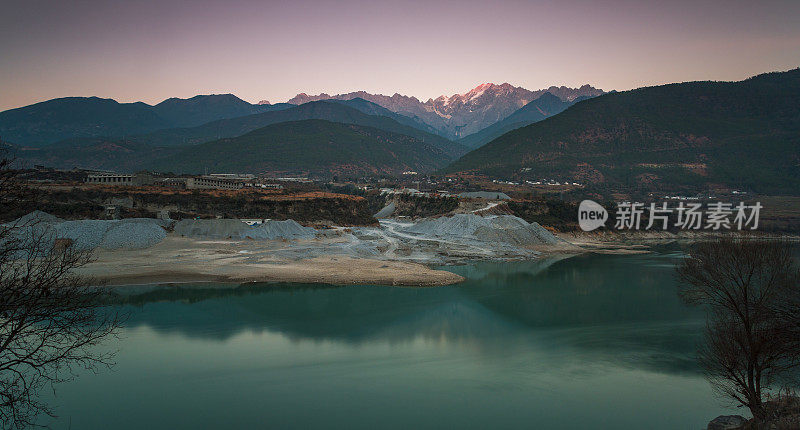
<box><xmin>152</xmin><ymin>94</ymin><xmax>292</xmax><ymax>128</ymax></box>
<box><xmin>445</xmin><ymin>69</ymin><xmax>800</xmax><ymax>195</ymax></box>
<box><xmin>0</xmin><ymin>97</ymin><xmax>171</xmax><ymax>146</ymax></box>
<box><xmin>8</xmin><ymin>138</ymin><xmax>176</xmax><ymax>172</ymax></box>
<box><xmin>457</xmin><ymin>93</ymin><xmax>578</xmax><ymax>149</ymax></box>
<box><xmin>135</xmin><ymin>101</ymin><xmax>468</xmax><ymax>157</ymax></box>
<box><xmin>288</xmin><ymin>84</ymin><xmax>605</xmax><ymax>139</ymax></box>
<box><xmin>148</xmin><ymin>119</ymin><xmax>453</xmax><ymax>176</ymax></box>
<box><xmin>328</xmin><ymin>98</ymin><xmax>441</xmax><ymax>136</ymax></box>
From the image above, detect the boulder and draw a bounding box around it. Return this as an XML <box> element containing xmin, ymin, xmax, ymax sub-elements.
<box><xmin>707</xmin><ymin>415</ymin><xmax>746</xmax><ymax>430</ymax></box>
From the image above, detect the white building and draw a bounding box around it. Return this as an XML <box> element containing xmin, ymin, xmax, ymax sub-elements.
<box><xmin>85</xmin><ymin>172</ymin><xmax>155</xmax><ymax>186</ymax></box>
<box><xmin>185</xmin><ymin>176</ymin><xmax>243</xmax><ymax>190</ymax></box>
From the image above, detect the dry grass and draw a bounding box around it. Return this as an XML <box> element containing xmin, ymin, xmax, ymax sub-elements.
<box><xmin>743</xmin><ymin>391</ymin><xmax>800</xmax><ymax>430</ymax></box>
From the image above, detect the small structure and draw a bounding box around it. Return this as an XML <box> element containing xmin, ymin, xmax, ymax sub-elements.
<box><xmin>86</xmin><ymin>173</ymin><xmax>134</xmax><ymax>185</ymax></box>
<box><xmin>85</xmin><ymin>171</ymin><xmax>156</xmax><ymax>186</ymax></box>
<box><xmin>186</xmin><ymin>176</ymin><xmax>244</xmax><ymax>190</ymax></box>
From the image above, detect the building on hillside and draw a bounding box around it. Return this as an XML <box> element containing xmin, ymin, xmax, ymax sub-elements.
<box><xmin>85</xmin><ymin>171</ymin><xmax>156</xmax><ymax>186</ymax></box>
<box><xmin>185</xmin><ymin>176</ymin><xmax>244</xmax><ymax>190</ymax></box>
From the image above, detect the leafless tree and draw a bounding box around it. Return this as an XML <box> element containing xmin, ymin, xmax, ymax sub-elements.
<box><xmin>677</xmin><ymin>239</ymin><xmax>800</xmax><ymax>421</ymax></box>
<box><xmin>0</xmin><ymin>152</ymin><xmax>122</xmax><ymax>429</ymax></box>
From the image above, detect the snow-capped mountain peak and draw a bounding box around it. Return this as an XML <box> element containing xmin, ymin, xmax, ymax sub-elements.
<box><xmin>285</xmin><ymin>83</ymin><xmax>605</xmax><ymax>139</ymax></box>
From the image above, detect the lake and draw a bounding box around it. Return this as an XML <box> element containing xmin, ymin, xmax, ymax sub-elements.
<box><xmin>44</xmin><ymin>250</ymin><xmax>739</xmax><ymax>429</ymax></box>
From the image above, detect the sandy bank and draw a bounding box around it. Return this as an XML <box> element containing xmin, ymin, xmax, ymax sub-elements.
<box><xmin>79</xmin><ymin>237</ymin><xmax>464</xmax><ymax>287</ymax></box>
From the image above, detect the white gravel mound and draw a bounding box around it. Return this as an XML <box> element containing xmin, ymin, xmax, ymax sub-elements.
<box><xmin>174</xmin><ymin>219</ymin><xmax>249</xmax><ymax>239</ymax></box>
<box><xmin>3</xmin><ymin>212</ymin><xmax>167</xmax><ymax>251</ymax></box>
<box><xmin>55</xmin><ymin>218</ymin><xmax>168</xmax><ymax>250</ymax></box>
<box><xmin>403</xmin><ymin>214</ymin><xmax>559</xmax><ymax>246</ymax></box>
<box><xmin>244</xmin><ymin>220</ymin><xmax>316</xmax><ymax>240</ymax></box>
<box><xmin>100</xmin><ymin>220</ymin><xmax>167</xmax><ymax>250</ymax></box>
<box><xmin>54</xmin><ymin>220</ymin><xmax>114</xmax><ymax>250</ymax></box>
<box><xmin>174</xmin><ymin>219</ymin><xmax>315</xmax><ymax>240</ymax></box>
<box><xmin>7</xmin><ymin>210</ymin><xmax>63</xmax><ymax>226</ymax></box>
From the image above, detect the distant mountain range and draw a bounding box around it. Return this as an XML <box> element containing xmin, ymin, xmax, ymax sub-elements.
<box><xmin>0</xmin><ymin>94</ymin><xmax>291</xmax><ymax>146</ymax></box>
<box><xmin>0</xmin><ymin>97</ymin><xmax>170</xmax><ymax>146</ymax></box>
<box><xmin>0</xmin><ymin>83</ymin><xmax>604</xmax><ymax>151</ymax></box>
<box><xmin>0</xmin><ymin>83</ymin><xmax>604</xmax><ymax>148</ymax></box>
<box><xmin>288</xmin><ymin>83</ymin><xmax>605</xmax><ymax>139</ymax></box>
<box><xmin>5</xmin><ymin>71</ymin><xmax>799</xmax><ymax>193</ymax></box>
<box><xmin>445</xmin><ymin>69</ymin><xmax>800</xmax><ymax>195</ymax></box>
<box><xmin>152</xmin><ymin>94</ymin><xmax>292</xmax><ymax>128</ymax></box>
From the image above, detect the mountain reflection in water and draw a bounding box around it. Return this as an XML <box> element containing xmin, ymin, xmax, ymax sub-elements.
<box><xmin>112</xmin><ymin>252</ymin><xmax>702</xmax><ymax>375</ymax></box>
<box><xmin>46</xmin><ymin>251</ymin><xmax>732</xmax><ymax>430</ymax></box>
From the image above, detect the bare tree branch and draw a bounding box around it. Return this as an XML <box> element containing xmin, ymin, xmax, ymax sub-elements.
<box><xmin>0</xmin><ymin>152</ymin><xmax>123</xmax><ymax>429</ymax></box>
<box><xmin>677</xmin><ymin>239</ymin><xmax>800</xmax><ymax>421</ymax></box>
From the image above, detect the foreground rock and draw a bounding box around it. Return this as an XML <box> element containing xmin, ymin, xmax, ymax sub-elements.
<box><xmin>707</xmin><ymin>415</ymin><xmax>746</xmax><ymax>430</ymax></box>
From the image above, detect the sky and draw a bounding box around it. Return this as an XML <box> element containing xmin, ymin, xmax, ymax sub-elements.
<box><xmin>1</xmin><ymin>0</ymin><xmax>799</xmax><ymax>111</ymax></box>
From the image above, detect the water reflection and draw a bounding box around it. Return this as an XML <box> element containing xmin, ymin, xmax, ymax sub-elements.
<box><xmin>44</xmin><ymin>251</ymin><xmax>738</xmax><ymax>430</ymax></box>
<box><xmin>108</xmin><ymin>252</ymin><xmax>704</xmax><ymax>376</ymax></box>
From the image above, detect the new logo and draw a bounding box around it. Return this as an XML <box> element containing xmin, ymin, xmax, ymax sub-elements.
<box><xmin>578</xmin><ymin>200</ymin><xmax>608</xmax><ymax>231</ymax></box>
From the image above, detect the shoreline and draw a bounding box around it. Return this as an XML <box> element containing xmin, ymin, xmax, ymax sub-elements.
<box><xmin>77</xmin><ymin>232</ymin><xmax>681</xmax><ymax>288</ymax></box>
<box><xmin>92</xmin><ymin>259</ymin><xmax>465</xmax><ymax>288</ymax></box>
<box><xmin>79</xmin><ymin>237</ymin><xmax>465</xmax><ymax>287</ymax></box>
<box><xmin>74</xmin><ymin>220</ymin><xmax>800</xmax><ymax>288</ymax></box>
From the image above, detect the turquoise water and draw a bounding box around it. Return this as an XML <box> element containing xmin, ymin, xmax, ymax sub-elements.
<box><xmin>45</xmin><ymin>251</ymin><xmax>738</xmax><ymax>429</ymax></box>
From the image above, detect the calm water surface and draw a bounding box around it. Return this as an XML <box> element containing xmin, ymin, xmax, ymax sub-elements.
<box><xmin>45</xmin><ymin>251</ymin><xmax>739</xmax><ymax>429</ymax></box>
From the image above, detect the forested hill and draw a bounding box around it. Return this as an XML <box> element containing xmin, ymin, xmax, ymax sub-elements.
<box><xmin>146</xmin><ymin>119</ymin><xmax>454</xmax><ymax>177</ymax></box>
<box><xmin>445</xmin><ymin>69</ymin><xmax>800</xmax><ymax>195</ymax></box>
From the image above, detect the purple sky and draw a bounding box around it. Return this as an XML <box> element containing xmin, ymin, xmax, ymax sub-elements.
<box><xmin>1</xmin><ymin>0</ymin><xmax>798</xmax><ymax>111</ymax></box>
